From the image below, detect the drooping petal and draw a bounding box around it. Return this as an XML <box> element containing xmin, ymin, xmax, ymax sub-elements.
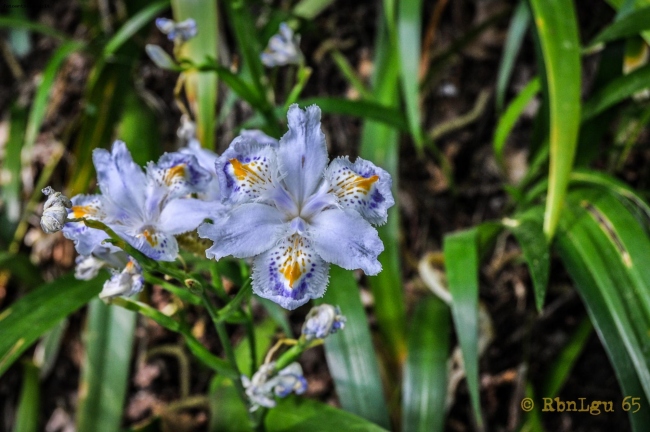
<box><xmin>118</xmin><ymin>227</ymin><xmax>179</xmax><ymax>262</ymax></box>
<box><xmin>251</xmin><ymin>234</ymin><xmax>330</xmax><ymax>310</ymax></box>
<box><xmin>216</xmin><ymin>137</ymin><xmax>281</xmax><ymax>205</ymax></box>
<box><xmin>324</xmin><ymin>156</ymin><xmax>394</xmax><ymax>225</ymax></box>
<box><xmin>99</xmin><ymin>258</ymin><xmax>144</xmax><ymax>299</ymax></box>
<box><xmin>158</xmin><ymin>198</ymin><xmax>222</xmax><ymax>235</ymax></box>
<box><xmin>147</xmin><ymin>152</ymin><xmax>212</xmax><ymax>199</ymax></box>
<box><xmin>92</xmin><ymin>141</ymin><xmax>146</xmax><ymax>219</ymax></box>
<box><xmin>198</xmin><ymin>203</ymin><xmax>285</xmax><ymax>260</ymax></box>
<box><xmin>62</xmin><ymin>195</ymin><xmax>110</xmax><ymax>255</ymax></box>
<box><xmin>276</xmin><ymin>105</ymin><xmax>328</xmax><ymax>205</ymax></box>
<box><xmin>309</xmin><ymin>208</ymin><xmax>383</xmax><ymax>275</ymax></box>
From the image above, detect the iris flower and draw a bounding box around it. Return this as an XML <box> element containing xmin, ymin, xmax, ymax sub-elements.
<box><xmin>64</xmin><ymin>141</ymin><xmax>218</xmax><ymax>261</ymax></box>
<box><xmin>261</xmin><ymin>23</ymin><xmax>302</xmax><ymax>67</ymax></box>
<box><xmin>199</xmin><ymin>105</ymin><xmax>394</xmax><ymax>309</ymax></box>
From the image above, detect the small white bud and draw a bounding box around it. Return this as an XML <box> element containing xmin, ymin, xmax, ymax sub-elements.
<box><xmin>301</xmin><ymin>304</ymin><xmax>346</xmax><ymax>341</ymax></box>
<box><xmin>40</xmin><ymin>187</ymin><xmax>72</xmax><ymax>234</ymax></box>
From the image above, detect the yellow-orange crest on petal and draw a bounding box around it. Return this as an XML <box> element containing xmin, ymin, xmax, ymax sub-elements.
<box><xmin>164</xmin><ymin>164</ymin><xmax>186</xmax><ymax>185</ymax></box>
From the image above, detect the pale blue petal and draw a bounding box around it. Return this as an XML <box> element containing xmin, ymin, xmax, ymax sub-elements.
<box><xmin>118</xmin><ymin>228</ymin><xmax>179</xmax><ymax>262</ymax></box>
<box><xmin>251</xmin><ymin>234</ymin><xmax>330</xmax><ymax>310</ymax></box>
<box><xmin>180</xmin><ymin>140</ymin><xmax>221</xmax><ymax>201</ymax></box>
<box><xmin>62</xmin><ymin>195</ymin><xmax>109</xmax><ymax>255</ymax></box>
<box><xmin>309</xmin><ymin>208</ymin><xmax>383</xmax><ymax>275</ymax></box>
<box><xmin>324</xmin><ymin>156</ymin><xmax>395</xmax><ymax>225</ymax></box>
<box><xmin>277</xmin><ymin>105</ymin><xmax>328</xmax><ymax>205</ymax></box>
<box><xmin>158</xmin><ymin>198</ymin><xmax>222</xmax><ymax>235</ymax></box>
<box><xmin>198</xmin><ymin>203</ymin><xmax>285</xmax><ymax>260</ymax></box>
<box><xmin>147</xmin><ymin>152</ymin><xmax>212</xmax><ymax>199</ymax></box>
<box><xmin>92</xmin><ymin>141</ymin><xmax>146</xmax><ymax>219</ymax></box>
<box><xmin>239</xmin><ymin>129</ymin><xmax>279</xmax><ymax>147</ymax></box>
<box><xmin>215</xmin><ymin>136</ymin><xmax>281</xmax><ymax>205</ymax></box>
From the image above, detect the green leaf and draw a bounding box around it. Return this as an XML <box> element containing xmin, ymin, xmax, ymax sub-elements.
<box><xmin>296</xmin><ymin>97</ymin><xmax>408</xmax><ymax>131</ymax></box>
<box><xmin>397</xmin><ymin>0</ymin><xmax>424</xmax><ymax>149</ymax></box>
<box><xmin>444</xmin><ymin>228</ymin><xmax>482</xmax><ymax>428</ymax></box>
<box><xmin>2</xmin><ymin>103</ymin><xmax>27</xmax><ymax>223</ymax></box>
<box><xmin>0</xmin><ymin>274</ymin><xmax>103</xmax><ymax>377</ymax></box>
<box><xmin>258</xmin><ymin>297</ymin><xmax>293</xmax><ymax>338</ymax></box>
<box><xmin>556</xmin><ymin>194</ymin><xmax>650</xmax><ymax>430</ymax></box>
<box><xmin>292</xmin><ymin>0</ymin><xmax>336</xmax><ymax>19</ymax></box>
<box><xmin>529</xmin><ymin>0</ymin><xmax>582</xmax><ymax>240</ymax></box>
<box><xmin>402</xmin><ymin>297</ymin><xmax>449</xmax><ymax>432</ymax></box>
<box><xmin>33</xmin><ymin>318</ymin><xmax>68</xmax><ymax>378</ymax></box>
<box><xmin>493</xmin><ymin>77</ymin><xmax>540</xmax><ymax>168</ymax></box>
<box><xmin>209</xmin><ymin>377</ymin><xmax>252</xmax><ymax>432</ymax></box>
<box><xmin>14</xmin><ymin>362</ymin><xmax>40</xmax><ymax>432</ymax></box>
<box><xmin>590</xmin><ymin>5</ymin><xmax>650</xmax><ymax>46</ymax></box>
<box><xmin>359</xmin><ymin>6</ymin><xmax>407</xmax><ymax>366</ymax></box>
<box><xmin>315</xmin><ymin>267</ymin><xmax>390</xmax><ymax>428</ymax></box>
<box><xmin>508</xmin><ymin>217</ymin><xmax>550</xmax><ymax>311</ymax></box>
<box><xmin>496</xmin><ymin>0</ymin><xmax>531</xmax><ymax>112</ymax></box>
<box><xmin>76</xmin><ymin>300</ymin><xmax>137</xmax><ymax>432</ymax></box>
<box><xmin>0</xmin><ymin>17</ymin><xmax>69</xmax><ymax>41</ymax></box>
<box><xmin>103</xmin><ymin>0</ymin><xmax>169</xmax><ymax>57</ymax></box>
<box><xmin>117</xmin><ymin>90</ymin><xmax>162</xmax><ymax>166</ymax></box>
<box><xmin>330</xmin><ymin>51</ymin><xmax>374</xmax><ymax>100</ymax></box>
<box><xmin>582</xmin><ymin>63</ymin><xmax>650</xmax><ymax>122</ymax></box>
<box><xmin>265</xmin><ymin>396</ymin><xmax>389</xmax><ymax>432</ymax></box>
<box><xmin>0</xmin><ymin>252</ymin><xmax>42</xmax><ymax>289</ymax></box>
<box><xmin>172</xmin><ymin>0</ymin><xmax>219</xmax><ymax>149</ymax></box>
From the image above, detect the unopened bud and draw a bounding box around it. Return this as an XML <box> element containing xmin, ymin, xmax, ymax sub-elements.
<box><xmin>40</xmin><ymin>187</ymin><xmax>72</xmax><ymax>234</ymax></box>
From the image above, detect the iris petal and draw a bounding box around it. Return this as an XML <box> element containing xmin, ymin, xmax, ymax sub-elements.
<box><xmin>324</xmin><ymin>156</ymin><xmax>394</xmax><ymax>225</ymax></box>
<box><xmin>252</xmin><ymin>234</ymin><xmax>329</xmax><ymax>310</ymax></box>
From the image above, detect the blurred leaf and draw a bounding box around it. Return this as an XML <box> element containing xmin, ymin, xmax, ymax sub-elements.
<box><xmin>0</xmin><ymin>17</ymin><xmax>69</xmax><ymax>41</ymax></box>
<box><xmin>556</xmin><ymin>192</ymin><xmax>650</xmax><ymax>430</ymax></box>
<box><xmin>529</xmin><ymin>0</ymin><xmax>581</xmax><ymax>240</ymax></box>
<box><xmin>330</xmin><ymin>51</ymin><xmax>373</xmax><ymax>100</ymax></box>
<box><xmin>110</xmin><ymin>297</ymin><xmax>237</xmax><ymax>378</ymax></box>
<box><xmin>209</xmin><ymin>377</ymin><xmax>251</xmax><ymax>432</ymax></box>
<box><xmin>103</xmin><ymin>0</ymin><xmax>169</xmax><ymax>57</ymax></box>
<box><xmin>293</xmin><ymin>0</ymin><xmax>336</xmax><ymax>19</ymax></box>
<box><xmin>14</xmin><ymin>362</ymin><xmax>39</xmax><ymax>432</ymax></box>
<box><xmin>359</xmin><ymin>5</ymin><xmax>407</xmax><ymax>366</ymax></box>
<box><xmin>77</xmin><ymin>299</ymin><xmax>136</xmax><ymax>432</ymax></box>
<box><xmin>509</xmin><ymin>217</ymin><xmax>549</xmax><ymax>311</ymax></box>
<box><xmin>0</xmin><ymin>274</ymin><xmax>103</xmax><ymax>377</ymax></box>
<box><xmin>7</xmin><ymin>1</ymin><xmax>30</xmax><ymax>58</ymax></box>
<box><xmin>397</xmin><ymin>0</ymin><xmax>424</xmax><ymax>149</ymax></box>
<box><xmin>590</xmin><ymin>5</ymin><xmax>650</xmax><ymax>46</ymax></box>
<box><xmin>542</xmin><ymin>317</ymin><xmax>593</xmax><ymax>397</ymax></box>
<box><xmin>493</xmin><ymin>76</ymin><xmax>540</xmax><ymax>168</ymax></box>
<box><xmin>0</xmin><ymin>253</ymin><xmax>42</xmax><ymax>289</ymax></box>
<box><xmin>33</xmin><ymin>318</ymin><xmax>68</xmax><ymax>378</ymax></box>
<box><xmin>265</xmin><ymin>396</ymin><xmax>389</xmax><ymax>432</ymax></box>
<box><xmin>496</xmin><ymin>0</ymin><xmax>531</xmax><ymax>112</ymax></box>
<box><xmin>145</xmin><ymin>44</ymin><xmax>179</xmax><ymax>70</ymax></box>
<box><xmin>401</xmin><ymin>297</ymin><xmax>449</xmax><ymax>432</ymax></box>
<box><xmin>582</xmin><ymin>63</ymin><xmax>650</xmax><ymax>121</ymax></box>
<box><xmin>117</xmin><ymin>90</ymin><xmax>162</xmax><ymax>165</ymax></box>
<box><xmin>234</xmin><ymin>318</ymin><xmax>276</xmax><ymax>377</ymax></box>
<box><xmin>315</xmin><ymin>267</ymin><xmax>390</xmax><ymax>428</ymax></box>
<box><xmin>2</xmin><ymin>102</ymin><xmax>28</xmax><ymax>223</ymax></box>
<box><xmin>444</xmin><ymin>228</ymin><xmax>483</xmax><ymax>428</ymax></box>
<box><xmin>297</xmin><ymin>97</ymin><xmax>408</xmax><ymax>131</ymax></box>
<box><xmin>172</xmin><ymin>0</ymin><xmax>218</xmax><ymax>149</ymax></box>
<box><xmin>258</xmin><ymin>297</ymin><xmax>293</xmax><ymax>338</ymax></box>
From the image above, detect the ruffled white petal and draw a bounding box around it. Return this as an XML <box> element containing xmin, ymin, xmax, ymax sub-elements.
<box><xmin>276</xmin><ymin>105</ymin><xmax>328</xmax><ymax>205</ymax></box>
<box><xmin>309</xmin><ymin>208</ymin><xmax>383</xmax><ymax>275</ymax></box>
<box><xmin>324</xmin><ymin>156</ymin><xmax>394</xmax><ymax>225</ymax></box>
<box><xmin>251</xmin><ymin>234</ymin><xmax>329</xmax><ymax>310</ymax></box>
<box><xmin>198</xmin><ymin>203</ymin><xmax>285</xmax><ymax>260</ymax></box>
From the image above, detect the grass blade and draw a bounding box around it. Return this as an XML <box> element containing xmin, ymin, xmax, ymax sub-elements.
<box><xmin>315</xmin><ymin>267</ymin><xmax>390</xmax><ymax>428</ymax></box>
<box><xmin>529</xmin><ymin>0</ymin><xmax>581</xmax><ymax>240</ymax></box>
<box><xmin>292</xmin><ymin>0</ymin><xmax>336</xmax><ymax>19</ymax></box>
<box><xmin>172</xmin><ymin>0</ymin><xmax>218</xmax><ymax>149</ymax></box>
<box><xmin>401</xmin><ymin>297</ymin><xmax>449</xmax><ymax>432</ymax></box>
<box><xmin>495</xmin><ymin>0</ymin><xmax>531</xmax><ymax>112</ymax></box>
<box><xmin>508</xmin><ymin>216</ymin><xmax>550</xmax><ymax>311</ymax></box>
<box><xmin>0</xmin><ymin>274</ymin><xmax>104</xmax><ymax>377</ymax></box>
<box><xmin>76</xmin><ymin>299</ymin><xmax>137</xmax><ymax>432</ymax></box>
<box><xmin>493</xmin><ymin>77</ymin><xmax>540</xmax><ymax>168</ymax></box>
<box><xmin>443</xmin><ymin>228</ymin><xmax>482</xmax><ymax>428</ymax></box>
<box><xmin>582</xmin><ymin>63</ymin><xmax>650</xmax><ymax>121</ymax></box>
<box><xmin>590</xmin><ymin>5</ymin><xmax>650</xmax><ymax>46</ymax></box>
<box><xmin>297</xmin><ymin>97</ymin><xmax>408</xmax><ymax>131</ymax></box>
<box><xmin>103</xmin><ymin>0</ymin><xmax>169</xmax><ymax>57</ymax></box>
<box><xmin>397</xmin><ymin>0</ymin><xmax>424</xmax><ymax>149</ymax></box>
<box><xmin>0</xmin><ymin>17</ymin><xmax>69</xmax><ymax>41</ymax></box>
<box><xmin>2</xmin><ymin>103</ymin><xmax>28</xmax><ymax>223</ymax></box>
<box><xmin>117</xmin><ymin>90</ymin><xmax>162</xmax><ymax>166</ymax></box>
<box><xmin>14</xmin><ymin>362</ymin><xmax>40</xmax><ymax>432</ymax></box>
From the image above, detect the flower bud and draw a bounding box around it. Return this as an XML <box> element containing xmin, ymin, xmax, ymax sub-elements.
<box><xmin>40</xmin><ymin>186</ymin><xmax>71</xmax><ymax>234</ymax></box>
<box><xmin>302</xmin><ymin>304</ymin><xmax>346</xmax><ymax>341</ymax></box>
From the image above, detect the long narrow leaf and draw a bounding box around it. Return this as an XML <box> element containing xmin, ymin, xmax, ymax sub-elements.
<box><xmin>529</xmin><ymin>0</ymin><xmax>581</xmax><ymax>240</ymax></box>
<box><xmin>103</xmin><ymin>0</ymin><xmax>169</xmax><ymax>56</ymax></box>
<box><xmin>509</xmin><ymin>217</ymin><xmax>549</xmax><ymax>311</ymax></box>
<box><xmin>76</xmin><ymin>300</ymin><xmax>136</xmax><ymax>432</ymax></box>
<box><xmin>14</xmin><ymin>362</ymin><xmax>40</xmax><ymax>432</ymax></box>
<box><xmin>315</xmin><ymin>267</ymin><xmax>390</xmax><ymax>428</ymax></box>
<box><xmin>2</xmin><ymin>103</ymin><xmax>28</xmax><ymax>223</ymax></box>
<box><xmin>297</xmin><ymin>97</ymin><xmax>408</xmax><ymax>131</ymax></box>
<box><xmin>0</xmin><ymin>274</ymin><xmax>104</xmax><ymax>377</ymax></box>
<box><xmin>590</xmin><ymin>5</ymin><xmax>650</xmax><ymax>46</ymax></box>
<box><xmin>402</xmin><ymin>297</ymin><xmax>449</xmax><ymax>432</ymax></box>
<box><xmin>444</xmin><ymin>228</ymin><xmax>482</xmax><ymax>428</ymax></box>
